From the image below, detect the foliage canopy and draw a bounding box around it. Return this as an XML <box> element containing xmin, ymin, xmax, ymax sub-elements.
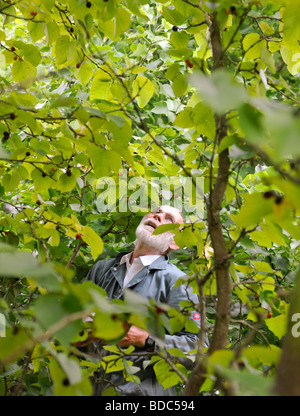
<box><xmin>0</xmin><ymin>0</ymin><xmax>300</xmax><ymax>396</ymax></box>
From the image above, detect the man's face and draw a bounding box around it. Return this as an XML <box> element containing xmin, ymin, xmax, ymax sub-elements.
<box><xmin>135</xmin><ymin>206</ymin><xmax>183</xmax><ymax>253</ymax></box>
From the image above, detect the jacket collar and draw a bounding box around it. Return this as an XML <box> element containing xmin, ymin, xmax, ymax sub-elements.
<box><xmin>115</xmin><ymin>251</ymin><xmax>169</xmax><ymax>270</ymax></box>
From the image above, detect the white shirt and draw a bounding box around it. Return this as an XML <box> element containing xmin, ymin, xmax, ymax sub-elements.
<box><xmin>120</xmin><ymin>252</ymin><xmax>161</xmax><ymax>288</ymax></box>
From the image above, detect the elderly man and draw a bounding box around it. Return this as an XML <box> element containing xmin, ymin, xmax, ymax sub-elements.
<box><xmin>85</xmin><ymin>206</ymin><xmax>204</xmax><ymax>396</ymax></box>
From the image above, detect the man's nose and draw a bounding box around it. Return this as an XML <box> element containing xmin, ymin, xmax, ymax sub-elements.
<box><xmin>153</xmin><ymin>212</ymin><xmax>164</xmax><ymax>222</ymax></box>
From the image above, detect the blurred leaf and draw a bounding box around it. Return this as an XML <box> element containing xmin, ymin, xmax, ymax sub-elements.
<box><xmin>191</xmin><ymin>70</ymin><xmax>248</xmax><ymax>114</ymax></box>
<box><xmin>232</xmin><ymin>193</ymin><xmax>274</xmax><ymax>228</ymax></box>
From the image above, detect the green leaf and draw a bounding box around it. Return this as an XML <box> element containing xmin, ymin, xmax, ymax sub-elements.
<box><xmin>233</xmin><ymin>193</ymin><xmax>274</xmax><ymax>228</ymax></box>
<box><xmin>162</xmin><ymin>6</ymin><xmax>186</xmax><ymax>26</ymax></box>
<box><xmin>93</xmin><ymin>312</ymin><xmax>127</xmax><ymax>341</ymax></box>
<box><xmin>170</xmin><ymin>31</ymin><xmax>190</xmax><ymax>49</ymax></box>
<box><xmin>192</xmin><ymin>102</ymin><xmax>216</xmax><ymax>139</ymax></box>
<box><xmin>238</xmin><ymin>103</ymin><xmax>264</xmax><ymax>145</ymax></box>
<box><xmin>174</xmin><ymin>108</ymin><xmax>194</xmax><ymax>129</ymax></box>
<box><xmin>165</xmin><ymin>63</ymin><xmax>181</xmax><ymax>81</ymax></box>
<box><xmin>54</xmin><ymin>35</ymin><xmax>78</xmax><ymax>68</ymax></box>
<box><xmin>89</xmin><ymin>146</ymin><xmax>121</xmax><ymax>177</ymax></box>
<box><xmin>191</xmin><ymin>70</ymin><xmax>248</xmax><ymax>114</ymax></box>
<box><xmin>0</xmin><ymin>328</ymin><xmax>32</xmax><ymax>365</ymax></box>
<box><xmin>11</xmin><ymin>59</ymin><xmax>37</xmax><ymax>88</ymax></box>
<box><xmin>152</xmin><ymin>223</ymin><xmax>180</xmax><ymax>235</ymax></box>
<box><xmin>208</xmin><ymin>350</ymin><xmax>235</xmax><ymax>370</ymax></box>
<box><xmin>153</xmin><ymin>359</ymin><xmax>185</xmax><ymax>388</ymax></box>
<box><xmin>280</xmin><ymin>46</ymin><xmax>300</xmax><ymax>75</ymax></box>
<box><xmin>56</xmin><ymin>353</ymin><xmax>82</xmax><ymax>385</ymax></box>
<box><xmin>49</xmin><ymin>357</ymin><xmax>93</xmax><ymax>396</ymax></box>
<box><xmin>243</xmin><ymin>33</ymin><xmax>266</xmax><ymax>60</ymax></box>
<box><xmin>265</xmin><ymin>314</ymin><xmax>288</xmax><ymax>339</ymax></box>
<box><xmin>99</xmin><ymin>7</ymin><xmax>131</xmax><ymax>40</ymax></box>
<box><xmin>45</xmin><ymin>21</ymin><xmax>60</xmax><ymax>45</ymax></box>
<box><xmin>281</xmin><ymin>4</ymin><xmax>300</xmax><ymax>51</ymax></box>
<box><xmin>242</xmin><ymin>345</ymin><xmax>281</xmax><ymax>367</ymax></box>
<box><xmin>76</xmin><ymin>62</ymin><xmax>94</xmax><ymax>85</ymax></box>
<box><xmin>33</xmin><ymin>293</ymin><xmax>82</xmax><ymax>346</ymax></box>
<box><xmin>58</xmin><ymin>173</ymin><xmax>77</xmax><ymax>192</ymax></box>
<box><xmin>172</xmin><ymin>73</ymin><xmax>188</xmax><ymax>97</ymax></box>
<box><xmin>132</xmin><ymin>76</ymin><xmax>154</xmax><ymax>108</ymax></box>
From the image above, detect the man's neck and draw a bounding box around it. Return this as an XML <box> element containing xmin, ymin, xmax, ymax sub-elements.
<box><xmin>131</xmin><ymin>242</ymin><xmax>163</xmax><ymax>264</ymax></box>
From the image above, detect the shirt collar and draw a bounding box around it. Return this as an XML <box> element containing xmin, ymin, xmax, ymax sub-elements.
<box><xmin>116</xmin><ymin>251</ymin><xmax>168</xmax><ymax>270</ymax></box>
<box><xmin>120</xmin><ymin>252</ymin><xmax>161</xmax><ymax>267</ymax></box>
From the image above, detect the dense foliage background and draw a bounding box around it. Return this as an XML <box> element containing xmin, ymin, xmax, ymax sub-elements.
<box><xmin>0</xmin><ymin>0</ymin><xmax>299</xmax><ymax>396</ymax></box>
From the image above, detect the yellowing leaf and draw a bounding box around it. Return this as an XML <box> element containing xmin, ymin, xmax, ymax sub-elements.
<box><xmin>265</xmin><ymin>314</ymin><xmax>288</xmax><ymax>339</ymax></box>
<box><xmin>81</xmin><ymin>225</ymin><xmax>103</xmax><ymax>260</ymax></box>
<box><xmin>280</xmin><ymin>46</ymin><xmax>300</xmax><ymax>75</ymax></box>
<box><xmin>235</xmin><ymin>264</ymin><xmax>254</xmax><ymax>274</ymax></box>
<box><xmin>259</xmin><ymin>21</ymin><xmax>275</xmax><ymax>36</ymax></box>
<box><xmin>250</xmin><ymin>230</ymin><xmax>273</xmax><ymax>248</ymax></box>
<box><xmin>90</xmin><ymin>79</ymin><xmax>114</xmax><ymax>101</ymax></box>
<box><xmin>132</xmin><ymin>76</ymin><xmax>154</xmax><ymax>108</ymax></box>
<box><xmin>252</xmin><ymin>261</ymin><xmax>274</xmax><ymax>274</ymax></box>
<box><xmin>243</xmin><ymin>33</ymin><xmax>266</xmax><ymax>60</ymax></box>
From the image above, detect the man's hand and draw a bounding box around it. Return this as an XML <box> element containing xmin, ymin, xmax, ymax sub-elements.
<box><xmin>118</xmin><ymin>325</ymin><xmax>149</xmax><ymax>348</ymax></box>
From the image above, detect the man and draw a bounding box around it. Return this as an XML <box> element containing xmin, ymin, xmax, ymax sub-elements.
<box><xmin>85</xmin><ymin>205</ymin><xmax>204</xmax><ymax>396</ymax></box>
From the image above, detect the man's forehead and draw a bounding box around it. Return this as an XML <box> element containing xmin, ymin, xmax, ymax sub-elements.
<box><xmin>150</xmin><ymin>205</ymin><xmax>184</xmax><ymax>223</ymax></box>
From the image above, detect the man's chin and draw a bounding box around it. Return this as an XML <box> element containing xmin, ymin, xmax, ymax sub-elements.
<box><xmin>136</xmin><ymin>228</ymin><xmax>170</xmax><ymax>253</ymax></box>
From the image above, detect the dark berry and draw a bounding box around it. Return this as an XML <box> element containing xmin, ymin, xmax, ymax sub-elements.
<box><xmin>263</xmin><ymin>191</ymin><xmax>275</xmax><ymax>199</ymax></box>
<box><xmin>62</xmin><ymin>378</ymin><xmax>70</xmax><ymax>386</ymax></box>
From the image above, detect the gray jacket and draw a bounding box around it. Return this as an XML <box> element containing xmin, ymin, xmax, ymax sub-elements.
<box><xmin>86</xmin><ymin>252</ymin><xmax>203</xmax><ymax>396</ymax></box>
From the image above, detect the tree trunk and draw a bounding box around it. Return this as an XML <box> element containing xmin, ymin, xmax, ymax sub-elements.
<box><xmin>184</xmin><ymin>14</ymin><xmax>232</xmax><ymax>396</ymax></box>
<box><xmin>273</xmin><ymin>269</ymin><xmax>300</xmax><ymax>395</ymax></box>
